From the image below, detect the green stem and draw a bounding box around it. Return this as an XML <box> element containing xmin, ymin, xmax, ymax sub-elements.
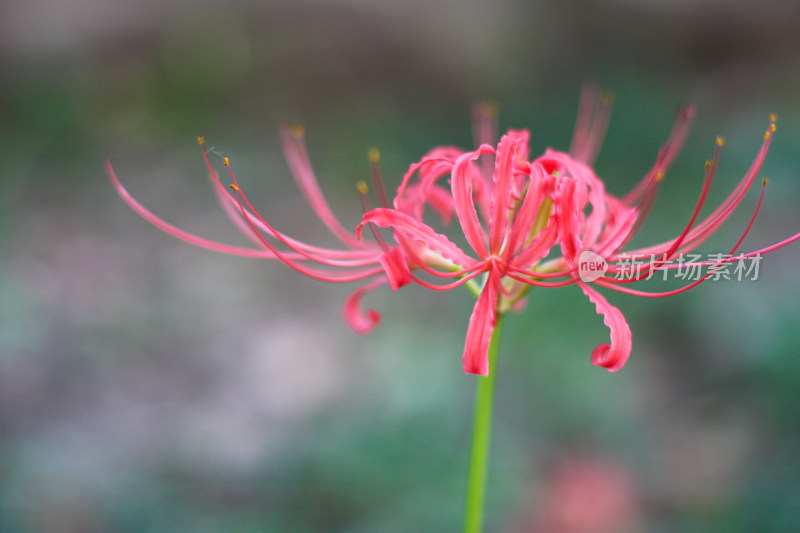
<box><xmin>463</xmin><ymin>316</ymin><xmax>503</xmax><ymax>533</ymax></box>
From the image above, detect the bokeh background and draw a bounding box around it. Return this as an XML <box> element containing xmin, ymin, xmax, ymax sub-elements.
<box><xmin>2</xmin><ymin>1</ymin><xmax>800</xmax><ymax>531</ymax></box>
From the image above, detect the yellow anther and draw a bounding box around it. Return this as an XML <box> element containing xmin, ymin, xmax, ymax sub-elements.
<box><xmin>480</xmin><ymin>100</ymin><xmax>499</xmax><ymax>117</ymax></box>
<box><xmin>229</xmin><ymin>184</ymin><xmax>240</xmax><ymax>191</ymax></box>
<box><xmin>356</xmin><ymin>180</ymin><xmax>369</xmax><ymax>195</ymax></box>
<box><xmin>600</xmin><ymin>89</ymin><xmax>616</xmax><ymax>106</ymax></box>
<box><xmin>762</xmin><ymin>177</ymin><xmax>769</xmax><ymax>187</ymax></box>
<box><xmin>764</xmin><ymin>130</ymin><xmax>771</xmax><ymax>140</ymax></box>
<box><xmin>716</xmin><ymin>136</ymin><xmax>726</xmax><ymax>147</ymax></box>
<box><xmin>368</xmin><ymin>148</ymin><xmax>380</xmax><ymax>163</ymax></box>
<box><xmin>292</xmin><ymin>124</ymin><xmax>305</xmax><ymax>138</ymax></box>
<box><xmin>655</xmin><ymin>170</ymin><xmax>665</xmax><ymax>181</ymax></box>
<box><xmin>769</xmin><ymin>113</ymin><xmax>778</xmax><ymax>123</ymax></box>
<box><xmin>704</xmin><ymin>160</ymin><xmax>712</xmax><ymax>170</ymax></box>
<box><xmin>223</xmin><ymin>157</ymin><xmax>229</xmax><ymax>166</ymax></box>
<box><xmin>197</xmin><ymin>136</ymin><xmax>205</xmax><ymax>145</ymax></box>
<box><xmin>770</xmin><ymin>123</ymin><xmax>776</xmax><ymax>133</ymax></box>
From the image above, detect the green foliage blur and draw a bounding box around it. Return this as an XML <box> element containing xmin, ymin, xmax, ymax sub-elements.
<box><xmin>2</xmin><ymin>1</ymin><xmax>800</xmax><ymax>532</ymax></box>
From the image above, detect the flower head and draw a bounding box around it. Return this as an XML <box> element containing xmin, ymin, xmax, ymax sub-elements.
<box><xmin>358</xmin><ymin>90</ymin><xmax>796</xmax><ymax>375</ymax></box>
<box><xmin>109</xmin><ymin>89</ymin><xmax>799</xmax><ymax>377</ymax></box>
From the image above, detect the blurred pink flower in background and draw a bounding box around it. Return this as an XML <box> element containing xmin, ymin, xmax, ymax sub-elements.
<box><xmin>519</xmin><ymin>455</ymin><xmax>639</xmax><ymax>533</ymax></box>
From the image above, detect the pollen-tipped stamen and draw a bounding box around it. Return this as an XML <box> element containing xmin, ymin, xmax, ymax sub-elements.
<box><xmin>632</xmin><ymin>114</ymin><xmax>777</xmax><ymax>259</ymax></box>
<box><xmin>660</xmin><ymin>138</ymin><xmax>723</xmax><ymax>259</ymax></box>
<box><xmin>367</xmin><ymin>148</ymin><xmax>391</xmax><ymax>209</ymax></box>
<box><xmin>223</xmin><ymin>159</ymin><xmax>384</xmax><ymax>277</ymax></box>
<box><xmin>601</xmin><ymin>135</ymin><xmax>725</xmax><ymax>279</ymax></box>
<box><xmin>598</xmin><ymin>177</ymin><xmax>769</xmax><ymax>291</ymax></box>
<box><xmin>357</xmin><ymin>180</ymin><xmax>391</xmax><ymax>251</ymax></box>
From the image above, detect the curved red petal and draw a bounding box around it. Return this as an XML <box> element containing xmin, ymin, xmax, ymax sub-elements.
<box><xmin>358</xmin><ymin>208</ymin><xmax>477</xmax><ymax>268</ymax></box>
<box><xmin>452</xmin><ymin>147</ymin><xmax>495</xmax><ymax>258</ymax></box>
<box><xmin>462</xmin><ymin>272</ymin><xmax>499</xmax><ymax>376</ymax></box>
<box><xmin>343</xmin><ymin>278</ymin><xmax>386</xmax><ymax>334</ymax></box>
<box><xmin>555</xmin><ymin>177</ymin><xmax>582</xmax><ymax>265</ymax></box>
<box><xmin>578</xmin><ymin>282</ymin><xmax>632</xmax><ymax>372</ymax></box>
<box><xmin>490</xmin><ymin>133</ymin><xmax>524</xmax><ymax>254</ymax></box>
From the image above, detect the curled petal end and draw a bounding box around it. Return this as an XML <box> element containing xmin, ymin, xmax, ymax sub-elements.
<box><xmin>591</xmin><ymin>344</ymin><xmax>626</xmax><ymax>372</ymax></box>
<box><xmin>579</xmin><ymin>282</ymin><xmax>633</xmax><ymax>372</ymax></box>
<box><xmin>343</xmin><ymin>279</ymin><xmax>386</xmax><ymax>335</ymax></box>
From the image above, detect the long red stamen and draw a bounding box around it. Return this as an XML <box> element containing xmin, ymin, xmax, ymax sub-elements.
<box><xmin>624</xmin><ymin>117</ymin><xmax>775</xmax><ymax>262</ymax></box>
<box><xmin>408</xmin><ymin>265</ymin><xmax>488</xmax><ymax>291</ymax></box>
<box><xmin>200</xmin><ymin>139</ymin><xmax>379</xmax><ymax>264</ymax></box>
<box><xmin>280</xmin><ymin>125</ymin><xmax>364</xmax><ymax>248</ymax></box>
<box><xmin>660</xmin><ymin>137</ymin><xmax>724</xmax><ymax>259</ymax></box>
<box><xmin>229</xmin><ymin>182</ymin><xmax>384</xmax><ymax>282</ymax></box>
<box><xmin>505</xmin><ymin>270</ymin><xmax>578</xmax><ymax>288</ymax></box>
<box><xmin>357</xmin><ymin>180</ymin><xmax>391</xmax><ymax>251</ymax></box>
<box><xmin>597</xmin><ymin>171</ymin><xmax>660</xmax><ymax>257</ymax></box>
<box><xmin>604</xmin><ymin>135</ymin><xmax>724</xmax><ymax>272</ymax></box>
<box><xmin>598</xmin><ymin>179</ymin><xmax>768</xmax><ymax>290</ymax></box>
<box><xmin>224</xmin><ymin>159</ymin><xmax>384</xmax><ymax>276</ymax></box>
<box><xmin>623</xmin><ymin>105</ymin><xmax>694</xmax><ymax>205</ymax></box>
<box><xmin>107</xmin><ymin>160</ymin><xmax>295</xmax><ymax>259</ymax></box>
<box><xmin>668</xmin><ymin>121</ymin><xmax>776</xmax><ymax>252</ymax></box>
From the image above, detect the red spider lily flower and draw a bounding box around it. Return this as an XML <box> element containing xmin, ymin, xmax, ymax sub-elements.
<box><xmin>358</xmin><ymin>90</ymin><xmax>800</xmax><ymax>376</ymax></box>
<box><xmin>107</xmin><ymin>126</ymin><xmax>412</xmax><ymax>335</ymax></box>
<box><xmin>109</xmin><ymin>90</ymin><xmax>800</xmax><ymax>378</ymax></box>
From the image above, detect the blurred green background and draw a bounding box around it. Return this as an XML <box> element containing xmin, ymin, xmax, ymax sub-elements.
<box><xmin>2</xmin><ymin>1</ymin><xmax>800</xmax><ymax>532</ymax></box>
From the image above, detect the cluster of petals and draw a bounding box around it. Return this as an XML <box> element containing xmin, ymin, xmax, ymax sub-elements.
<box><xmin>108</xmin><ymin>89</ymin><xmax>800</xmax><ymax>377</ymax></box>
